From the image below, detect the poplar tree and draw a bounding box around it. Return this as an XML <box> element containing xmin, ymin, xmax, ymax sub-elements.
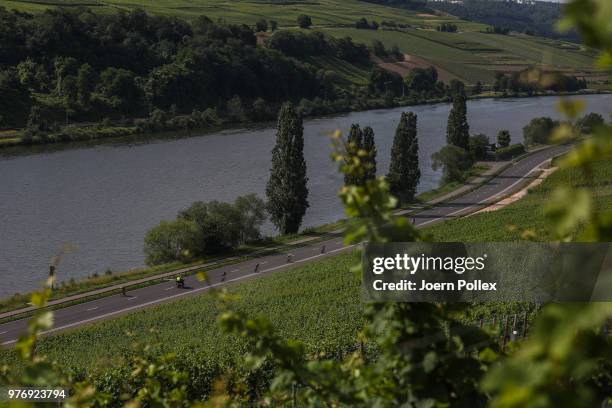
<box><xmin>446</xmin><ymin>92</ymin><xmax>470</xmax><ymax>151</ymax></box>
<box><xmin>387</xmin><ymin>112</ymin><xmax>420</xmax><ymax>205</ymax></box>
<box><xmin>362</xmin><ymin>126</ymin><xmax>377</xmax><ymax>182</ymax></box>
<box><xmin>266</xmin><ymin>102</ymin><xmax>309</xmax><ymax>234</ymax></box>
<box><xmin>345</xmin><ymin>124</ymin><xmax>363</xmax><ymax>186</ymax></box>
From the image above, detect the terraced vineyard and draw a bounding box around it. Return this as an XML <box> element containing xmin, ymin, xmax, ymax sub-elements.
<box><xmin>323</xmin><ymin>27</ymin><xmax>599</xmax><ymax>84</ymax></box>
<box><xmin>0</xmin><ymin>0</ymin><xmax>479</xmax><ymax>28</ymax></box>
<box><xmin>306</xmin><ymin>56</ymin><xmax>371</xmax><ymax>86</ymax></box>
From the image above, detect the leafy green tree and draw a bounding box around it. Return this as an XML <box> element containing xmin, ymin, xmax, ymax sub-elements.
<box><xmin>226</xmin><ymin>95</ymin><xmax>246</xmax><ymax>122</ymax></box>
<box><xmin>523</xmin><ymin>116</ymin><xmax>555</xmax><ymax>145</ymax></box>
<box><xmin>234</xmin><ymin>194</ymin><xmax>267</xmax><ymax>244</ymax></box>
<box><xmin>345</xmin><ymin>124</ymin><xmax>364</xmax><ymax>186</ymax></box>
<box><xmin>255</xmin><ymin>19</ymin><xmax>268</xmax><ymax>32</ymax></box>
<box><xmin>432</xmin><ymin>145</ymin><xmax>472</xmax><ymax>183</ymax></box>
<box><xmin>62</xmin><ymin>75</ymin><xmax>78</xmax><ymax>105</ymax></box>
<box><xmin>16</xmin><ymin>59</ymin><xmax>44</xmax><ymax>91</ymax></box>
<box><xmin>266</xmin><ymin>102</ymin><xmax>309</xmax><ymax>234</ymax></box>
<box><xmin>297</xmin><ymin>14</ymin><xmax>312</xmax><ymax>29</ymax></box>
<box><xmin>270</xmin><ymin>20</ymin><xmax>278</xmax><ymax>31</ymax></box>
<box><xmin>448</xmin><ymin>79</ymin><xmax>466</xmax><ymax>98</ymax></box>
<box><xmin>469</xmin><ymin>133</ymin><xmax>490</xmax><ymax>160</ymax></box>
<box><xmin>387</xmin><ymin>112</ymin><xmax>420</xmax><ymax>205</ymax></box>
<box><xmin>0</xmin><ymin>69</ymin><xmax>33</xmax><ymax>127</ymax></box>
<box><xmin>497</xmin><ymin>129</ymin><xmax>511</xmax><ymax>147</ymax></box>
<box><xmin>252</xmin><ymin>98</ymin><xmax>271</xmax><ymax>121</ymax></box>
<box><xmin>179</xmin><ymin>195</ymin><xmax>266</xmax><ymax>253</ymax></box>
<box><xmin>369</xmin><ymin>67</ymin><xmax>403</xmax><ymax>96</ymax></box>
<box><xmin>446</xmin><ymin>91</ymin><xmax>470</xmax><ymax>150</ymax></box>
<box><xmin>53</xmin><ymin>56</ymin><xmax>78</xmax><ymax>96</ymax></box>
<box><xmin>144</xmin><ymin>194</ymin><xmax>266</xmax><ymax>264</ymax></box>
<box><xmin>98</xmin><ymin>67</ymin><xmax>141</xmax><ymax>114</ymax></box>
<box><xmin>144</xmin><ymin>219</ymin><xmax>200</xmax><ymax>265</ymax></box>
<box><xmin>404</xmin><ymin>66</ymin><xmax>438</xmax><ymax>93</ymax></box>
<box><xmin>363</xmin><ymin>126</ymin><xmax>377</xmax><ymax>181</ymax></box>
<box><xmin>24</xmin><ymin>105</ymin><xmax>48</xmax><ymax>138</ymax></box>
<box><xmin>76</xmin><ymin>63</ymin><xmax>96</xmax><ymax>107</ymax></box>
<box><xmin>372</xmin><ymin>39</ymin><xmax>387</xmax><ymax>57</ymax></box>
<box><xmin>576</xmin><ymin>112</ymin><xmax>604</xmax><ymax>134</ymax></box>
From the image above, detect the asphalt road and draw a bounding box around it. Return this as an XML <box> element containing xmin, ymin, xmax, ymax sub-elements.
<box><xmin>0</xmin><ymin>144</ymin><xmax>569</xmax><ymax>346</ymax></box>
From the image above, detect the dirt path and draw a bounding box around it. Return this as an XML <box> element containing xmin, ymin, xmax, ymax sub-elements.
<box><xmin>472</xmin><ymin>164</ymin><xmax>558</xmax><ymax>215</ymax></box>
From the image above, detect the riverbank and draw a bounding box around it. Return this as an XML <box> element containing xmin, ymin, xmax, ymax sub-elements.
<box><xmin>1</xmin><ymin>89</ymin><xmax>607</xmax><ymax>150</ymax></box>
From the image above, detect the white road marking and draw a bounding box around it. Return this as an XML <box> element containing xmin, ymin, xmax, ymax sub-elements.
<box><xmin>0</xmin><ymin>331</ymin><xmax>6</xmax><ymax>335</ymax></box>
<box><xmin>418</xmin><ymin>155</ymin><xmax>557</xmax><ymax>227</ymax></box>
<box><xmin>231</xmin><ymin>269</ymin><xmax>239</xmax><ymax>273</ymax></box>
<box><xmin>0</xmin><ymin>244</ymin><xmax>356</xmax><ymax>346</ymax></box>
<box><xmin>127</xmin><ymin>296</ymin><xmax>138</xmax><ymax>301</ymax></box>
<box><xmin>164</xmin><ymin>287</ymin><xmax>174</xmax><ymax>291</ymax></box>
<box><xmin>86</xmin><ymin>307</ymin><xmax>98</xmax><ymax>311</ymax></box>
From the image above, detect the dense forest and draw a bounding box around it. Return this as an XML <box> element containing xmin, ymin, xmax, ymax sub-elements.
<box><xmin>431</xmin><ymin>0</ymin><xmax>580</xmax><ymax>41</ymax></box>
<box><xmin>0</xmin><ymin>7</ymin><xmax>371</xmax><ymax>131</ymax></box>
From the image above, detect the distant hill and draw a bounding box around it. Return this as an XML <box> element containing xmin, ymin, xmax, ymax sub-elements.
<box><xmin>430</xmin><ymin>0</ymin><xmax>579</xmax><ymax>42</ymax></box>
<box><xmin>361</xmin><ymin>0</ymin><xmax>428</xmax><ymax>9</ymax></box>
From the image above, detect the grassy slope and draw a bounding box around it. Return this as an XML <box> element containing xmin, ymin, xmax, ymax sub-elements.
<box><xmin>0</xmin><ymin>0</ymin><xmax>477</xmax><ymax>28</ymax></box>
<box><xmin>322</xmin><ymin>28</ymin><xmax>598</xmax><ymax>83</ymax></box>
<box><xmin>4</xmin><ymin>158</ymin><xmax>612</xmax><ymax>374</ymax></box>
<box><xmin>426</xmin><ymin>158</ymin><xmax>612</xmax><ymax>241</ymax></box>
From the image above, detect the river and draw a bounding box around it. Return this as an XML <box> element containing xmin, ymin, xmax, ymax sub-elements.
<box><xmin>0</xmin><ymin>94</ymin><xmax>610</xmax><ymax>297</ymax></box>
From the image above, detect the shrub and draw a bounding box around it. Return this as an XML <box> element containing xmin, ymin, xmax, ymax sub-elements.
<box><xmin>469</xmin><ymin>133</ymin><xmax>490</xmax><ymax>160</ymax></box>
<box><xmin>497</xmin><ymin>129</ymin><xmax>511</xmax><ymax>147</ymax></box>
<box><xmin>144</xmin><ymin>194</ymin><xmax>266</xmax><ymax>265</ymax></box>
<box><xmin>495</xmin><ymin>143</ymin><xmax>525</xmax><ymax>160</ymax></box>
<box><xmin>255</xmin><ymin>19</ymin><xmax>268</xmax><ymax>32</ymax></box>
<box><xmin>431</xmin><ymin>145</ymin><xmax>472</xmax><ymax>183</ymax></box>
<box><xmin>576</xmin><ymin>112</ymin><xmax>604</xmax><ymax>134</ymax></box>
<box><xmin>297</xmin><ymin>14</ymin><xmax>312</xmax><ymax>29</ymax></box>
<box><xmin>144</xmin><ymin>219</ymin><xmax>200</xmax><ymax>265</ymax></box>
<box><xmin>523</xmin><ymin>116</ymin><xmax>555</xmax><ymax>145</ymax></box>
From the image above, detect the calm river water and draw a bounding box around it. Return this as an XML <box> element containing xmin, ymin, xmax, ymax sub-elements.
<box><xmin>0</xmin><ymin>94</ymin><xmax>610</xmax><ymax>297</ymax></box>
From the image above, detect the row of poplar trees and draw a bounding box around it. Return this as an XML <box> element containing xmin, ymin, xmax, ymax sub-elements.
<box><xmin>266</xmin><ymin>102</ymin><xmax>422</xmax><ymax>236</ymax></box>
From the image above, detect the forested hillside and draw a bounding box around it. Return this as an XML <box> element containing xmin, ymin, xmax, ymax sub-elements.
<box><xmin>0</xmin><ymin>7</ymin><xmax>370</xmax><ymax>129</ymax></box>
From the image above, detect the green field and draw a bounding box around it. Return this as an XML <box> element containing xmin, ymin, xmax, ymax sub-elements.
<box><xmin>4</xmin><ymin>158</ymin><xmax>611</xmax><ymax>384</ymax></box>
<box><xmin>426</xmin><ymin>158</ymin><xmax>612</xmax><ymax>241</ymax></box>
<box><xmin>322</xmin><ymin>27</ymin><xmax>598</xmax><ymax>84</ymax></box>
<box><xmin>0</xmin><ymin>0</ymin><xmax>481</xmax><ymax>29</ymax></box>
